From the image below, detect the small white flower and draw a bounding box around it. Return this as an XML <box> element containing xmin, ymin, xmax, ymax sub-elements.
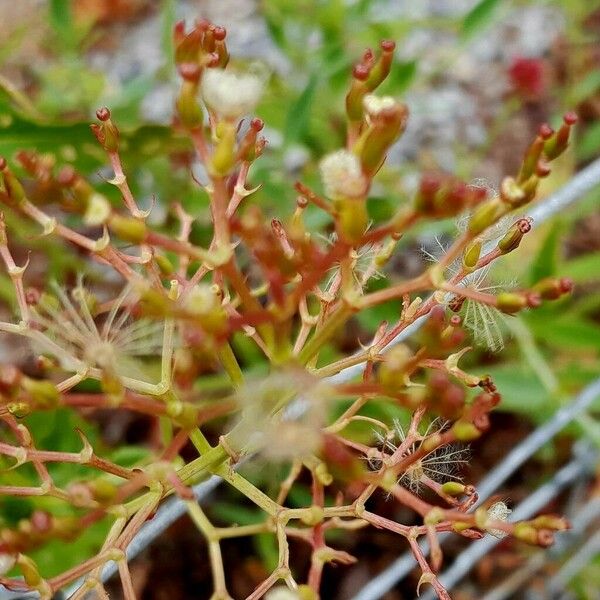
<box><xmin>487</xmin><ymin>501</ymin><xmax>512</xmax><ymax>538</ymax></box>
<box><xmin>202</xmin><ymin>65</ymin><xmax>267</xmax><ymax>120</ymax></box>
<box><xmin>265</xmin><ymin>586</ymin><xmax>300</xmax><ymax>600</ymax></box>
<box><xmin>319</xmin><ymin>149</ymin><xmax>367</xmax><ymax>199</ymax></box>
<box><xmin>363</xmin><ymin>93</ymin><xmax>398</xmax><ymax>117</ymax></box>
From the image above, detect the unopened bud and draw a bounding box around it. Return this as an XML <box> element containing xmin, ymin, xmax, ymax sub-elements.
<box><xmin>441</xmin><ymin>481</ymin><xmax>466</xmax><ymax>496</ymax></box>
<box><xmin>467</xmin><ymin>198</ymin><xmax>504</xmax><ymax>235</ymax></box>
<box><xmin>210</xmin><ymin>121</ymin><xmax>237</xmax><ymax>176</ymax></box>
<box><xmin>108</xmin><ymin>214</ymin><xmax>147</xmax><ymax>244</ymax></box>
<box><xmin>497</xmin><ymin>218</ymin><xmax>532</xmax><ymax>254</ymax></box>
<box><xmin>17</xmin><ymin>554</ymin><xmax>42</xmax><ymax>587</ymax></box>
<box><xmin>496</xmin><ymin>292</ymin><xmax>527</xmax><ymax>314</ymax></box>
<box><xmin>452</xmin><ymin>419</ymin><xmax>481</xmax><ymax>441</ymax></box>
<box><xmin>530</xmin><ymin>514</ymin><xmax>569</xmax><ymax>531</ymax></box>
<box><xmin>176</xmin><ymin>78</ymin><xmax>203</xmax><ymax>129</ymax></box>
<box><xmin>91</xmin><ymin>109</ymin><xmax>119</xmax><ymax>153</ymax></box>
<box><xmin>378</xmin><ymin>344</ymin><xmax>413</xmax><ymax>390</ymax></box>
<box><xmin>0</xmin><ymin>164</ymin><xmax>26</xmax><ymax>204</ymax></box>
<box><xmin>544</xmin><ymin>112</ymin><xmax>578</xmax><ymax>160</ymax></box>
<box><xmin>513</xmin><ymin>522</ymin><xmax>539</xmax><ymax>545</ymax></box>
<box><xmin>424</xmin><ymin>507</ymin><xmax>445</xmax><ymax>525</ymax></box>
<box><xmin>355</xmin><ymin>101</ymin><xmax>408</xmax><ymax>176</ymax></box>
<box><xmin>335</xmin><ymin>197</ymin><xmax>369</xmax><ymax>244</ymax></box>
<box><xmin>532</xmin><ymin>277</ymin><xmax>573</xmax><ymax>300</ymax></box>
<box><xmin>300</xmin><ymin>505</ymin><xmax>324</xmax><ymax>526</ymax></box>
<box><xmin>462</xmin><ymin>239</ymin><xmax>481</xmax><ymax>270</ymax></box>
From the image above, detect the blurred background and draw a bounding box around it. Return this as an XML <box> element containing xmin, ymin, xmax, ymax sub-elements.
<box><xmin>0</xmin><ymin>1</ymin><xmax>599</xmax><ymax>599</ymax></box>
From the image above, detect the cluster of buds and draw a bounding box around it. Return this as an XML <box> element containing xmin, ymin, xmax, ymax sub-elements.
<box><xmin>0</xmin><ymin>19</ymin><xmax>579</xmax><ymax>600</ymax></box>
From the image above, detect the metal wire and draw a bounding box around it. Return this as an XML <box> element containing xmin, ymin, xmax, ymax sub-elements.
<box><xmin>480</xmin><ymin>498</ymin><xmax>600</xmax><ymax>600</ymax></box>
<box><xmin>351</xmin><ymin>378</ymin><xmax>600</xmax><ymax>600</ymax></box>
<box><xmin>417</xmin><ymin>442</ymin><xmax>598</xmax><ymax>600</ymax></box>
<box><xmin>3</xmin><ymin>157</ymin><xmax>600</xmax><ymax>600</ymax></box>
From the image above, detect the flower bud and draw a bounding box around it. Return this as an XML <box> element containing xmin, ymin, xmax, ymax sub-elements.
<box><xmin>354</xmin><ymin>100</ymin><xmax>408</xmax><ymax>176</ymax></box>
<box><xmin>366</xmin><ymin>40</ymin><xmax>395</xmax><ymax>89</ymax></box>
<box><xmin>496</xmin><ymin>292</ymin><xmax>527</xmax><ymax>314</ymax></box>
<box><xmin>467</xmin><ymin>198</ymin><xmax>504</xmax><ymax>235</ymax></box>
<box><xmin>497</xmin><ymin>218</ymin><xmax>532</xmax><ymax>254</ymax></box>
<box><xmin>108</xmin><ymin>214</ymin><xmax>147</xmax><ymax>244</ymax></box>
<box><xmin>543</xmin><ymin>112</ymin><xmax>578</xmax><ymax>160</ymax></box>
<box><xmin>451</xmin><ymin>419</ymin><xmax>481</xmax><ymax>441</ymax></box>
<box><xmin>176</xmin><ymin>74</ymin><xmax>203</xmax><ymax>129</ymax></box>
<box><xmin>210</xmin><ymin>121</ymin><xmax>237</xmax><ymax>176</ymax></box>
<box><xmin>513</xmin><ymin>522</ymin><xmax>539</xmax><ymax>545</ymax></box>
<box><xmin>518</xmin><ymin>124</ymin><xmax>553</xmax><ymax>183</ymax></box>
<box><xmin>416</xmin><ymin>173</ymin><xmax>487</xmax><ymax>219</ymax></box>
<box><xmin>300</xmin><ymin>505</ymin><xmax>324</xmax><ymax>526</ymax></box>
<box><xmin>0</xmin><ymin>162</ymin><xmax>26</xmax><ymax>205</ymax></box>
<box><xmin>183</xmin><ymin>284</ymin><xmax>228</xmax><ymax>334</ymax></box>
<box><xmin>335</xmin><ymin>197</ymin><xmax>369</xmax><ymax>244</ymax></box>
<box><xmin>17</xmin><ymin>554</ymin><xmax>43</xmax><ymax>587</ymax></box>
<box><xmin>532</xmin><ymin>277</ymin><xmax>573</xmax><ymax>300</ymax></box>
<box><xmin>90</xmin><ymin>108</ymin><xmax>119</xmax><ymax>153</ymax></box>
<box><xmin>462</xmin><ymin>239</ymin><xmax>481</xmax><ymax>270</ymax></box>
<box><xmin>174</xmin><ymin>23</ymin><xmax>203</xmax><ymax>66</ymax></box>
<box><xmin>213</xmin><ymin>26</ymin><xmax>229</xmax><ymax>67</ymax></box>
<box><xmin>7</xmin><ymin>402</ymin><xmax>30</xmax><ymax>418</ymax></box>
<box><xmin>424</xmin><ymin>507</ymin><xmax>445</xmax><ymax>525</ymax></box>
<box><xmin>441</xmin><ymin>481</ymin><xmax>466</xmax><ymax>496</ymax></box>
<box><xmin>530</xmin><ymin>514</ymin><xmax>569</xmax><ymax>531</ymax></box>
<box><xmin>378</xmin><ymin>344</ymin><xmax>414</xmax><ymax>390</ymax></box>
<box><xmin>237</xmin><ymin>117</ymin><xmax>264</xmax><ymax>162</ymax></box>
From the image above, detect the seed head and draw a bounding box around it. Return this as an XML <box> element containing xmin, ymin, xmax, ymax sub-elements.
<box><xmin>372</xmin><ymin>418</ymin><xmax>470</xmax><ymax>494</ymax></box>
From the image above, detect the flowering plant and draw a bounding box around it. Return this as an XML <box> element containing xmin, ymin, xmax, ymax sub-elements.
<box><xmin>0</xmin><ymin>19</ymin><xmax>577</xmax><ymax>600</ymax></box>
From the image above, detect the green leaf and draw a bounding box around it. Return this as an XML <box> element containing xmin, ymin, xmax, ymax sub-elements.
<box><xmin>568</xmin><ymin>69</ymin><xmax>600</xmax><ymax>105</ymax></box>
<box><xmin>528</xmin><ymin>316</ymin><xmax>600</xmax><ymax>351</ymax></box>
<box><xmin>380</xmin><ymin>60</ymin><xmax>418</xmax><ymax>94</ymax></box>
<box><xmin>560</xmin><ymin>252</ymin><xmax>600</xmax><ymax>283</ymax></box>
<box><xmin>461</xmin><ymin>0</ymin><xmax>502</xmax><ymax>39</ymax></box>
<box><xmin>284</xmin><ymin>74</ymin><xmax>319</xmax><ymax>145</ymax></box>
<box><xmin>49</xmin><ymin>0</ymin><xmax>78</xmax><ymax>53</ymax></box>
<box><xmin>483</xmin><ymin>363</ymin><xmax>553</xmax><ymax>420</ymax></box>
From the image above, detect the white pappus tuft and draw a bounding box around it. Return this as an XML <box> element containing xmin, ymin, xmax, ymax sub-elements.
<box><xmin>29</xmin><ymin>281</ymin><xmax>165</xmax><ymax>381</ymax></box>
<box><xmin>319</xmin><ymin>149</ymin><xmax>368</xmax><ymax>199</ymax></box>
<box><xmin>202</xmin><ymin>64</ymin><xmax>267</xmax><ymax>120</ymax></box>
<box><xmin>371</xmin><ymin>418</ymin><xmax>470</xmax><ymax>494</ymax></box>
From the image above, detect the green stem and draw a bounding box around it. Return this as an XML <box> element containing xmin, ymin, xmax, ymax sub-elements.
<box><xmin>216</xmin><ymin>342</ymin><xmax>244</xmax><ymax>387</ymax></box>
<box><xmin>298</xmin><ymin>303</ymin><xmax>355</xmax><ymax>365</ymax></box>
